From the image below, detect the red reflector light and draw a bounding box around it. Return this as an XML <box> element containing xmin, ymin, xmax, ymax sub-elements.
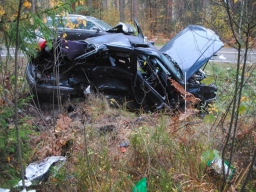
<box><xmin>38</xmin><ymin>38</ymin><xmax>47</xmax><ymax>49</ymax></box>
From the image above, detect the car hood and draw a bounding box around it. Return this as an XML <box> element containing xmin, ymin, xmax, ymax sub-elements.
<box><xmin>160</xmin><ymin>25</ymin><xmax>224</xmax><ymax>81</ymax></box>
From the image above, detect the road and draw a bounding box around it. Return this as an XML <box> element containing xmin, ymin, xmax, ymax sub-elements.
<box><xmin>1</xmin><ymin>46</ymin><xmax>256</xmax><ymax>63</ymax></box>
<box><xmin>210</xmin><ymin>47</ymin><xmax>256</xmax><ymax>63</ymax></box>
<box><xmin>154</xmin><ymin>46</ymin><xmax>256</xmax><ymax>64</ymax></box>
<box><xmin>0</xmin><ymin>47</ymin><xmax>24</xmax><ymax>57</ymax></box>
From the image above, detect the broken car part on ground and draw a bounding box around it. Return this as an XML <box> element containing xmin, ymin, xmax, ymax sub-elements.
<box><xmin>26</xmin><ymin>25</ymin><xmax>223</xmax><ymax>111</ymax></box>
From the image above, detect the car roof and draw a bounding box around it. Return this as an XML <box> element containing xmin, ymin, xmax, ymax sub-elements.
<box><xmin>85</xmin><ymin>33</ymin><xmax>150</xmax><ymax>49</ymax></box>
<box><xmin>47</xmin><ymin>14</ymin><xmax>93</xmax><ymax>19</ymax></box>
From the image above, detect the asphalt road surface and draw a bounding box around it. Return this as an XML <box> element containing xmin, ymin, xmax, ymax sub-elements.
<box><xmin>1</xmin><ymin>46</ymin><xmax>256</xmax><ymax>64</ymax></box>
<box><xmin>154</xmin><ymin>46</ymin><xmax>256</xmax><ymax>64</ymax></box>
<box><xmin>0</xmin><ymin>47</ymin><xmax>24</xmax><ymax>57</ymax></box>
<box><xmin>210</xmin><ymin>47</ymin><xmax>256</xmax><ymax>64</ymax></box>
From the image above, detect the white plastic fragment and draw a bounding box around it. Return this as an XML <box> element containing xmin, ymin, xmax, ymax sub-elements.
<box><xmin>14</xmin><ymin>156</ymin><xmax>66</xmax><ymax>190</ymax></box>
<box><xmin>84</xmin><ymin>85</ymin><xmax>91</xmax><ymax>96</ymax></box>
<box><xmin>219</xmin><ymin>54</ymin><xmax>226</xmax><ymax>60</ymax></box>
<box><xmin>25</xmin><ymin>156</ymin><xmax>66</xmax><ymax>181</ymax></box>
<box><xmin>14</xmin><ymin>180</ymin><xmax>32</xmax><ymax>188</ymax></box>
<box><xmin>210</xmin><ymin>158</ymin><xmax>233</xmax><ymax>178</ymax></box>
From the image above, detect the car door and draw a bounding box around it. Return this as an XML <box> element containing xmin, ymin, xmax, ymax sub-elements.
<box><xmin>90</xmin><ymin>49</ymin><xmax>134</xmax><ymax>95</ymax></box>
<box><xmin>133</xmin><ymin>54</ymin><xmax>170</xmax><ymax>110</ymax></box>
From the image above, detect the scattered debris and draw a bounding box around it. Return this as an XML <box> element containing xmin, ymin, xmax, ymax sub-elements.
<box><xmin>208</xmin><ymin>158</ymin><xmax>235</xmax><ymax>180</ymax></box>
<box><xmin>45</xmin><ymin>116</ymin><xmax>52</xmax><ymax>122</ymax></box>
<box><xmin>119</xmin><ymin>141</ymin><xmax>129</xmax><ymax>148</ymax></box>
<box><xmin>201</xmin><ymin>149</ymin><xmax>235</xmax><ymax>181</ymax></box>
<box><xmin>83</xmin><ymin>85</ymin><xmax>91</xmax><ymax>96</ymax></box>
<box><xmin>14</xmin><ymin>180</ymin><xmax>32</xmax><ymax>188</ymax></box>
<box><xmin>67</xmin><ymin>104</ymin><xmax>74</xmax><ymax>113</ymax></box>
<box><xmin>219</xmin><ymin>54</ymin><xmax>226</xmax><ymax>60</ymax></box>
<box><xmin>25</xmin><ymin>156</ymin><xmax>66</xmax><ymax>182</ymax></box>
<box><xmin>133</xmin><ymin>177</ymin><xmax>147</xmax><ymax>192</ymax></box>
<box><xmin>119</xmin><ymin>141</ymin><xmax>129</xmax><ymax>153</ymax></box>
<box><xmin>1</xmin><ymin>156</ymin><xmax>65</xmax><ymax>192</ymax></box>
<box><xmin>120</xmin><ymin>147</ymin><xmax>127</xmax><ymax>153</ymax></box>
<box><xmin>99</xmin><ymin>125</ymin><xmax>115</xmax><ymax>134</ymax></box>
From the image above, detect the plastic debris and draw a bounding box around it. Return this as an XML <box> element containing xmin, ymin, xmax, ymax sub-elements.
<box><xmin>14</xmin><ymin>156</ymin><xmax>66</xmax><ymax>189</ymax></box>
<box><xmin>99</xmin><ymin>125</ymin><xmax>115</xmax><ymax>134</ymax></box>
<box><xmin>219</xmin><ymin>54</ymin><xmax>226</xmax><ymax>60</ymax></box>
<box><xmin>120</xmin><ymin>141</ymin><xmax>129</xmax><ymax>153</ymax></box>
<box><xmin>25</xmin><ymin>156</ymin><xmax>66</xmax><ymax>181</ymax></box>
<box><xmin>14</xmin><ymin>180</ymin><xmax>32</xmax><ymax>188</ymax></box>
<box><xmin>120</xmin><ymin>147</ymin><xmax>127</xmax><ymax>153</ymax></box>
<box><xmin>8</xmin><ymin>156</ymin><xmax>66</xmax><ymax>192</ymax></box>
<box><xmin>208</xmin><ymin>158</ymin><xmax>235</xmax><ymax>180</ymax></box>
<box><xmin>119</xmin><ymin>141</ymin><xmax>129</xmax><ymax>148</ymax></box>
<box><xmin>83</xmin><ymin>85</ymin><xmax>91</xmax><ymax>96</ymax></box>
<box><xmin>201</xmin><ymin>149</ymin><xmax>235</xmax><ymax>180</ymax></box>
<box><xmin>133</xmin><ymin>177</ymin><xmax>147</xmax><ymax>192</ymax></box>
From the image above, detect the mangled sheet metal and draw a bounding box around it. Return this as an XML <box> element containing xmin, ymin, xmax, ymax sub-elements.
<box><xmin>26</xmin><ymin>24</ymin><xmax>223</xmax><ymax>111</ymax></box>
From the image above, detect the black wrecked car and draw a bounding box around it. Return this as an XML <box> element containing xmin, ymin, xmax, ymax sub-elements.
<box><xmin>46</xmin><ymin>14</ymin><xmax>138</xmax><ymax>40</ymax></box>
<box><xmin>26</xmin><ymin>25</ymin><xmax>223</xmax><ymax>111</ymax></box>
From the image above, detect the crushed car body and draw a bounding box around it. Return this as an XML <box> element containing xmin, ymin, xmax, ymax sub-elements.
<box><xmin>26</xmin><ymin>25</ymin><xmax>224</xmax><ymax>111</ymax></box>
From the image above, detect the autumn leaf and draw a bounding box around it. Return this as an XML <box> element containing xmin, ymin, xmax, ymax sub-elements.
<box><xmin>240</xmin><ymin>96</ymin><xmax>248</xmax><ymax>102</ymax></box>
<box><xmin>0</xmin><ymin>6</ymin><xmax>5</xmax><ymax>18</ymax></box>
<box><xmin>56</xmin><ymin>126</ymin><xmax>61</xmax><ymax>132</ymax></box>
<box><xmin>43</xmin><ymin>17</ymin><xmax>47</xmax><ymax>23</ymax></box>
<box><xmin>23</xmin><ymin>0</ymin><xmax>32</xmax><ymax>9</ymax></box>
<box><xmin>62</xmin><ymin>33</ymin><xmax>67</xmax><ymax>39</ymax></box>
<box><xmin>50</xmin><ymin>0</ymin><xmax>55</xmax><ymax>8</ymax></box>
<box><xmin>80</xmin><ymin>0</ymin><xmax>85</xmax><ymax>5</ymax></box>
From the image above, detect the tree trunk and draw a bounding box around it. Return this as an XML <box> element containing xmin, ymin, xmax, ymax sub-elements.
<box><xmin>119</xmin><ymin>0</ymin><xmax>124</xmax><ymax>22</ymax></box>
<box><xmin>32</xmin><ymin>0</ymin><xmax>36</xmax><ymax>13</ymax></box>
<box><xmin>133</xmin><ymin>0</ymin><xmax>137</xmax><ymax>21</ymax></box>
<box><xmin>88</xmin><ymin>0</ymin><xmax>92</xmax><ymax>15</ymax></box>
<box><xmin>165</xmin><ymin>0</ymin><xmax>172</xmax><ymax>32</ymax></box>
<box><xmin>103</xmin><ymin>0</ymin><xmax>108</xmax><ymax>11</ymax></box>
<box><xmin>114</xmin><ymin>0</ymin><xmax>118</xmax><ymax>8</ymax></box>
<box><xmin>172</xmin><ymin>0</ymin><xmax>177</xmax><ymax>22</ymax></box>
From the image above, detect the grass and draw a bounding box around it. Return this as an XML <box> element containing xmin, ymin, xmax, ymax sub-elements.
<box><xmin>0</xmin><ymin>58</ymin><xmax>255</xmax><ymax>191</ymax></box>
